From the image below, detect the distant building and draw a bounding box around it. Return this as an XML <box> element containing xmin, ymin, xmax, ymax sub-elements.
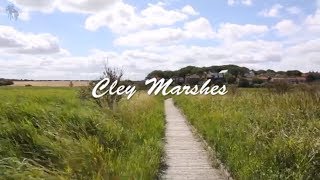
<box><xmin>185</xmin><ymin>74</ymin><xmax>201</xmax><ymax>85</ymax></box>
<box><xmin>172</xmin><ymin>76</ymin><xmax>185</xmax><ymax>85</ymax></box>
<box><xmin>219</xmin><ymin>70</ymin><xmax>228</xmax><ymax>74</ymax></box>
<box><xmin>244</xmin><ymin>70</ymin><xmax>255</xmax><ymax>78</ymax></box>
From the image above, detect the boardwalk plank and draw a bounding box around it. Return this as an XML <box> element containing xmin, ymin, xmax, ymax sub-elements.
<box><xmin>162</xmin><ymin>98</ymin><xmax>225</xmax><ymax>180</ymax></box>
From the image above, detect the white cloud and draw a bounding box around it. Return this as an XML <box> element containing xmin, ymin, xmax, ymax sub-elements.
<box><xmin>286</xmin><ymin>6</ymin><xmax>301</xmax><ymax>15</ymax></box>
<box><xmin>3</xmin><ymin>0</ymin><xmax>320</xmax><ymax>80</ymax></box>
<box><xmin>181</xmin><ymin>5</ymin><xmax>199</xmax><ymax>15</ymax></box>
<box><xmin>140</xmin><ymin>3</ymin><xmax>188</xmax><ymax>26</ymax></box>
<box><xmin>280</xmin><ymin>39</ymin><xmax>320</xmax><ymax>71</ymax></box>
<box><xmin>183</xmin><ymin>17</ymin><xmax>215</xmax><ymax>39</ymax></box>
<box><xmin>11</xmin><ymin>0</ymin><xmax>119</xmax><ymax>13</ymax></box>
<box><xmin>114</xmin><ymin>28</ymin><xmax>186</xmax><ymax>46</ymax></box>
<box><xmin>305</xmin><ymin>9</ymin><xmax>320</xmax><ymax>33</ymax></box>
<box><xmin>114</xmin><ymin>17</ymin><xmax>214</xmax><ymax>46</ymax></box>
<box><xmin>2</xmin><ymin>37</ymin><xmax>320</xmax><ymax>80</ymax></box>
<box><xmin>11</xmin><ymin>0</ymin><xmax>55</xmax><ymax>12</ymax></box>
<box><xmin>10</xmin><ymin>0</ymin><xmax>119</xmax><ymax>21</ymax></box>
<box><xmin>114</xmin><ymin>20</ymin><xmax>270</xmax><ymax>47</ymax></box>
<box><xmin>54</xmin><ymin>0</ymin><xmax>119</xmax><ymax>13</ymax></box>
<box><xmin>84</xmin><ymin>2</ymin><xmax>144</xmax><ymax>33</ymax></box>
<box><xmin>288</xmin><ymin>39</ymin><xmax>320</xmax><ymax>54</ymax></box>
<box><xmin>227</xmin><ymin>0</ymin><xmax>252</xmax><ymax>6</ymax></box>
<box><xmin>259</xmin><ymin>4</ymin><xmax>283</xmax><ymax>17</ymax></box>
<box><xmin>11</xmin><ymin>1</ymin><xmax>198</xmax><ymax>33</ymax></box>
<box><xmin>216</xmin><ymin>23</ymin><xmax>269</xmax><ymax>42</ymax></box>
<box><xmin>85</xmin><ymin>2</ymin><xmax>196</xmax><ymax>33</ymax></box>
<box><xmin>273</xmin><ymin>19</ymin><xmax>300</xmax><ymax>36</ymax></box>
<box><xmin>18</xmin><ymin>10</ymin><xmax>31</xmax><ymax>21</ymax></box>
<box><xmin>0</xmin><ymin>25</ymin><xmax>64</xmax><ymax>55</ymax></box>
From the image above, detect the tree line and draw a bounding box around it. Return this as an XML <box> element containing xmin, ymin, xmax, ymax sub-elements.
<box><xmin>146</xmin><ymin>64</ymin><xmax>305</xmax><ymax>79</ymax></box>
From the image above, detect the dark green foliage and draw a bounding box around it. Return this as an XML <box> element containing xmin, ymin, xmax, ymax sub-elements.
<box><xmin>254</xmin><ymin>70</ymin><xmax>267</xmax><ymax>75</ymax></box>
<box><xmin>266</xmin><ymin>69</ymin><xmax>276</xmax><ymax>75</ymax></box>
<box><xmin>146</xmin><ymin>64</ymin><xmax>250</xmax><ymax>80</ymax></box>
<box><xmin>238</xmin><ymin>78</ymin><xmax>250</xmax><ymax>87</ymax></box>
<box><xmin>252</xmin><ymin>78</ymin><xmax>264</xmax><ymax>84</ymax></box>
<box><xmin>277</xmin><ymin>71</ymin><xmax>287</xmax><ymax>75</ymax></box>
<box><xmin>286</xmin><ymin>70</ymin><xmax>302</xmax><ymax>77</ymax></box>
<box><xmin>226</xmin><ymin>76</ymin><xmax>237</xmax><ymax>84</ymax></box>
<box><xmin>306</xmin><ymin>72</ymin><xmax>320</xmax><ymax>82</ymax></box>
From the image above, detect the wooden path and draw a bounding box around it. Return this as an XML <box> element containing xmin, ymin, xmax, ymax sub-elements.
<box><xmin>162</xmin><ymin>98</ymin><xmax>225</xmax><ymax>180</ymax></box>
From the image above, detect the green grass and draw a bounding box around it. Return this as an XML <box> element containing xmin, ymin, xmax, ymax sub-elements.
<box><xmin>174</xmin><ymin>89</ymin><xmax>320</xmax><ymax>179</ymax></box>
<box><xmin>0</xmin><ymin>87</ymin><xmax>165</xmax><ymax>179</ymax></box>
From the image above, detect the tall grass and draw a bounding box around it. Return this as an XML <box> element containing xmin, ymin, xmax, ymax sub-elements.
<box><xmin>0</xmin><ymin>87</ymin><xmax>165</xmax><ymax>179</ymax></box>
<box><xmin>174</xmin><ymin>89</ymin><xmax>320</xmax><ymax>179</ymax></box>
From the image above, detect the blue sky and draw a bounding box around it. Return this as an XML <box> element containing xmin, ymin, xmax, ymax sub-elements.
<box><xmin>0</xmin><ymin>0</ymin><xmax>319</xmax><ymax>80</ymax></box>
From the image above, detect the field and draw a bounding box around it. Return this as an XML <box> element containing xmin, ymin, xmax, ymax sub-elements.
<box><xmin>0</xmin><ymin>87</ymin><xmax>165</xmax><ymax>179</ymax></box>
<box><xmin>1</xmin><ymin>85</ymin><xmax>319</xmax><ymax>179</ymax></box>
<box><xmin>12</xmin><ymin>81</ymin><xmax>90</xmax><ymax>87</ymax></box>
<box><xmin>174</xmin><ymin>89</ymin><xmax>320</xmax><ymax>179</ymax></box>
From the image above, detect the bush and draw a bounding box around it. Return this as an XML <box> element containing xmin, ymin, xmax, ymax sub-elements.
<box><xmin>79</xmin><ymin>65</ymin><xmax>123</xmax><ymax>110</ymax></box>
<box><xmin>69</xmin><ymin>81</ymin><xmax>74</xmax><ymax>87</ymax></box>
<box><xmin>0</xmin><ymin>79</ymin><xmax>14</xmax><ymax>86</ymax></box>
<box><xmin>306</xmin><ymin>73</ymin><xmax>320</xmax><ymax>82</ymax></box>
<box><xmin>252</xmin><ymin>78</ymin><xmax>264</xmax><ymax>84</ymax></box>
<box><xmin>226</xmin><ymin>76</ymin><xmax>237</xmax><ymax>84</ymax></box>
<box><xmin>238</xmin><ymin>78</ymin><xmax>250</xmax><ymax>88</ymax></box>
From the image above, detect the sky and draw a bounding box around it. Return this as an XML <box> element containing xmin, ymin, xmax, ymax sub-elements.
<box><xmin>0</xmin><ymin>0</ymin><xmax>319</xmax><ymax>80</ymax></box>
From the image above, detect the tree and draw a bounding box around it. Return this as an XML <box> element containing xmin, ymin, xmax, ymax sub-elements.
<box><xmin>266</xmin><ymin>69</ymin><xmax>276</xmax><ymax>76</ymax></box>
<box><xmin>276</xmin><ymin>71</ymin><xmax>286</xmax><ymax>75</ymax></box>
<box><xmin>79</xmin><ymin>64</ymin><xmax>123</xmax><ymax>110</ymax></box>
<box><xmin>286</xmin><ymin>70</ymin><xmax>302</xmax><ymax>77</ymax></box>
<box><xmin>6</xmin><ymin>4</ymin><xmax>19</xmax><ymax>20</ymax></box>
<box><xmin>255</xmin><ymin>70</ymin><xmax>267</xmax><ymax>75</ymax></box>
<box><xmin>146</xmin><ymin>70</ymin><xmax>161</xmax><ymax>79</ymax></box>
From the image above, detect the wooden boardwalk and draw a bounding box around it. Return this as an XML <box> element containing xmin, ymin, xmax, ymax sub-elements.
<box><xmin>162</xmin><ymin>98</ymin><xmax>225</xmax><ymax>180</ymax></box>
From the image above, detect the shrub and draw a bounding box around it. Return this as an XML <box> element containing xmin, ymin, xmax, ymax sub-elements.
<box><xmin>306</xmin><ymin>73</ymin><xmax>320</xmax><ymax>82</ymax></box>
<box><xmin>226</xmin><ymin>76</ymin><xmax>237</xmax><ymax>84</ymax></box>
<box><xmin>238</xmin><ymin>78</ymin><xmax>250</xmax><ymax>88</ymax></box>
<box><xmin>252</xmin><ymin>78</ymin><xmax>264</xmax><ymax>84</ymax></box>
<box><xmin>69</xmin><ymin>81</ymin><xmax>74</xmax><ymax>87</ymax></box>
<box><xmin>79</xmin><ymin>64</ymin><xmax>123</xmax><ymax>110</ymax></box>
